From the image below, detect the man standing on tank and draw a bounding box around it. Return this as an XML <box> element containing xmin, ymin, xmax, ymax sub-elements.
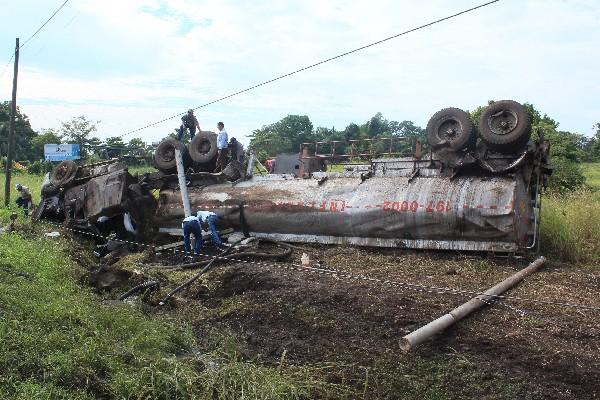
<box><xmin>177</xmin><ymin>109</ymin><xmax>202</xmax><ymax>141</ymax></box>
<box><xmin>215</xmin><ymin>121</ymin><xmax>229</xmax><ymax>172</ymax></box>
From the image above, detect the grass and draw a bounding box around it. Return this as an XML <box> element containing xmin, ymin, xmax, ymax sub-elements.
<box><xmin>540</xmin><ymin>188</ymin><xmax>600</xmax><ymax>265</ymax></box>
<box><xmin>0</xmin><ymin>210</ymin><xmax>330</xmax><ymax>399</ymax></box>
<box><xmin>582</xmin><ymin>162</ymin><xmax>600</xmax><ymax>192</ymax></box>
<box><xmin>0</xmin><ymin>171</ymin><xmax>46</xmax><ymax>205</ymax></box>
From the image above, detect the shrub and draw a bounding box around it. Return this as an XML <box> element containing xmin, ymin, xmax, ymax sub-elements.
<box><xmin>547</xmin><ymin>157</ymin><xmax>586</xmax><ymax>193</ymax></box>
<box><xmin>27</xmin><ymin>160</ymin><xmax>54</xmax><ymax>175</ymax></box>
<box><xmin>540</xmin><ymin>189</ymin><xmax>600</xmax><ymax>264</ymax></box>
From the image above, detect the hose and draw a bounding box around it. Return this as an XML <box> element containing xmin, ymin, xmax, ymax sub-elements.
<box><xmin>118</xmin><ymin>280</ymin><xmax>159</xmax><ymax>301</ymax></box>
<box><xmin>158</xmin><ymin>240</ymin><xmax>243</xmax><ymax>305</ymax></box>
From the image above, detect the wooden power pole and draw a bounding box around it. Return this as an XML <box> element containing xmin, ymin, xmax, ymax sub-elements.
<box><xmin>4</xmin><ymin>38</ymin><xmax>19</xmax><ymax>207</ymax></box>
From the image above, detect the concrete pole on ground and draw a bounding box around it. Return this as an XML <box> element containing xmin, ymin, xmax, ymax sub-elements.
<box><xmin>400</xmin><ymin>256</ymin><xmax>546</xmax><ymax>352</ymax></box>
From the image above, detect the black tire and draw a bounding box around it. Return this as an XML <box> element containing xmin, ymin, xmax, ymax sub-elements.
<box><xmin>51</xmin><ymin>160</ymin><xmax>78</xmax><ymax>187</ymax></box>
<box><xmin>41</xmin><ymin>183</ymin><xmax>60</xmax><ymax>197</ymax></box>
<box><xmin>478</xmin><ymin>100</ymin><xmax>531</xmax><ymax>154</ymax></box>
<box><xmin>189</xmin><ymin>131</ymin><xmax>218</xmax><ymax>164</ymax></box>
<box><xmin>222</xmin><ymin>160</ymin><xmax>244</xmax><ymax>181</ymax></box>
<box><xmin>426</xmin><ymin>108</ymin><xmax>475</xmax><ymax>151</ymax></box>
<box><xmin>153</xmin><ymin>139</ymin><xmax>190</xmax><ymax>171</ymax></box>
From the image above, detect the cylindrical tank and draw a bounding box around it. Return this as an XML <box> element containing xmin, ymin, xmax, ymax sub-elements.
<box><xmin>155</xmin><ymin>170</ymin><xmax>533</xmax><ymax>252</ymax></box>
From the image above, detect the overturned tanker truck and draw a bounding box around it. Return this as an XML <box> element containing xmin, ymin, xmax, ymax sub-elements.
<box><xmin>35</xmin><ymin>100</ymin><xmax>551</xmax><ymax>253</ymax></box>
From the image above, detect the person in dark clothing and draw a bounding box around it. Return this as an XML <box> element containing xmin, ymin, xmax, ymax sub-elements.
<box><xmin>176</xmin><ymin>109</ymin><xmax>201</xmax><ymax>141</ymax></box>
<box><xmin>229</xmin><ymin>137</ymin><xmax>238</xmax><ymax>162</ymax></box>
<box><xmin>15</xmin><ymin>184</ymin><xmax>32</xmax><ymax>215</ymax></box>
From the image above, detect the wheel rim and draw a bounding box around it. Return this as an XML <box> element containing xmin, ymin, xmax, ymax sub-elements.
<box><xmin>437</xmin><ymin>117</ymin><xmax>463</xmax><ymax>143</ymax></box>
<box><xmin>197</xmin><ymin>140</ymin><xmax>211</xmax><ymax>154</ymax></box>
<box><xmin>54</xmin><ymin>163</ymin><xmax>70</xmax><ymax>181</ymax></box>
<box><xmin>161</xmin><ymin>147</ymin><xmax>175</xmax><ymax>162</ymax></box>
<box><xmin>487</xmin><ymin>109</ymin><xmax>518</xmax><ymax>135</ymax></box>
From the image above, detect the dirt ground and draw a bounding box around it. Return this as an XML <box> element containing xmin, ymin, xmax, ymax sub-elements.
<box><xmin>115</xmin><ymin>243</ymin><xmax>599</xmax><ymax>399</ymax></box>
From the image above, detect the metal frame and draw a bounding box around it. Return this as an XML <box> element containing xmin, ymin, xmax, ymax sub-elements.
<box><xmin>299</xmin><ymin>136</ymin><xmax>421</xmax><ymax>161</ymax></box>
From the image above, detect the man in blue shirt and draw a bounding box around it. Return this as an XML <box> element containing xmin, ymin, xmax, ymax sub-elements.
<box><xmin>215</xmin><ymin>122</ymin><xmax>229</xmax><ymax>172</ymax></box>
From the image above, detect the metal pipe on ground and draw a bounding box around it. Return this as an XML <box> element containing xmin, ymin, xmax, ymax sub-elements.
<box><xmin>175</xmin><ymin>148</ymin><xmax>191</xmax><ymax>217</ymax></box>
<box><xmin>399</xmin><ymin>256</ymin><xmax>546</xmax><ymax>352</ymax></box>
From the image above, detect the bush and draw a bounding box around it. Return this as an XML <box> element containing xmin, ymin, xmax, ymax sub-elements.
<box><xmin>547</xmin><ymin>157</ymin><xmax>586</xmax><ymax>193</ymax></box>
<box><xmin>540</xmin><ymin>189</ymin><xmax>600</xmax><ymax>264</ymax></box>
<box><xmin>27</xmin><ymin>160</ymin><xmax>54</xmax><ymax>175</ymax></box>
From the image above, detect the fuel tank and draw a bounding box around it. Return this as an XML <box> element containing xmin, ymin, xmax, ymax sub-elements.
<box><xmin>155</xmin><ymin>158</ymin><xmax>535</xmax><ymax>252</ymax></box>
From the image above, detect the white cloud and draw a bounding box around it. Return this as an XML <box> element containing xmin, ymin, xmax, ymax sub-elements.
<box><xmin>1</xmin><ymin>0</ymin><xmax>598</xmax><ymax>147</ymax></box>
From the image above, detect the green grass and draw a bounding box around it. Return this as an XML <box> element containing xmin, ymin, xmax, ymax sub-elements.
<box><xmin>540</xmin><ymin>188</ymin><xmax>600</xmax><ymax>264</ymax></box>
<box><xmin>0</xmin><ymin>210</ymin><xmax>329</xmax><ymax>399</ymax></box>
<box><xmin>0</xmin><ymin>172</ymin><xmax>46</xmax><ymax>205</ymax></box>
<box><xmin>582</xmin><ymin>162</ymin><xmax>600</xmax><ymax>192</ymax></box>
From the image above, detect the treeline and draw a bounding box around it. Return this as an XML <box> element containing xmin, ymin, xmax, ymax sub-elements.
<box><xmin>248</xmin><ymin>113</ymin><xmax>425</xmax><ymax>161</ymax></box>
<box><xmin>0</xmin><ymin>102</ymin><xmax>153</xmax><ymax>167</ymax></box>
<box><xmin>249</xmin><ymin>102</ymin><xmax>600</xmax><ymax>192</ymax></box>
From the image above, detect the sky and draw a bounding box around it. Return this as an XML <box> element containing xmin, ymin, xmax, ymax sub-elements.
<box><xmin>0</xmin><ymin>0</ymin><xmax>599</xmax><ymax>146</ymax></box>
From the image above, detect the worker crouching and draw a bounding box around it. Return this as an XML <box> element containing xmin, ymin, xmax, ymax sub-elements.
<box><xmin>182</xmin><ymin>210</ymin><xmax>224</xmax><ymax>255</ymax></box>
<box><xmin>15</xmin><ymin>184</ymin><xmax>32</xmax><ymax>215</ymax></box>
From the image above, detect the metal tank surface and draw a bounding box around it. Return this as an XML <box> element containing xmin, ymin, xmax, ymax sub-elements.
<box><xmin>154</xmin><ymin>156</ymin><xmax>538</xmax><ymax>252</ymax></box>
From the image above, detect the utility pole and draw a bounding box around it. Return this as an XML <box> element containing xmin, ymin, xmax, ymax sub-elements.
<box><xmin>4</xmin><ymin>38</ymin><xmax>19</xmax><ymax>207</ymax></box>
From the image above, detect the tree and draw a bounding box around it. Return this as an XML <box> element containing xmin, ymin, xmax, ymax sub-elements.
<box><xmin>128</xmin><ymin>138</ymin><xmax>146</xmax><ymax>150</ymax></box>
<box><xmin>366</xmin><ymin>112</ymin><xmax>391</xmax><ymax>138</ymax></box>
<box><xmin>249</xmin><ymin>115</ymin><xmax>314</xmax><ymax>160</ymax></box>
<box><xmin>0</xmin><ymin>101</ymin><xmax>38</xmax><ymax>161</ymax></box>
<box><xmin>588</xmin><ymin>123</ymin><xmax>600</xmax><ymax>161</ymax></box>
<box><xmin>61</xmin><ymin>116</ymin><xmax>99</xmax><ymax>157</ymax></box>
<box><xmin>30</xmin><ymin>128</ymin><xmax>63</xmax><ymax>160</ymax></box>
<box><xmin>105</xmin><ymin>136</ymin><xmax>125</xmax><ymax>147</ymax></box>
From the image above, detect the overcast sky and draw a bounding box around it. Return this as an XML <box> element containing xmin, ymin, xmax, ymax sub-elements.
<box><xmin>0</xmin><ymin>0</ymin><xmax>598</xmax><ymax>145</ymax></box>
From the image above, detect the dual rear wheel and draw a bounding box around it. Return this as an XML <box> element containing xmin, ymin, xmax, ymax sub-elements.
<box><xmin>426</xmin><ymin>100</ymin><xmax>531</xmax><ymax>155</ymax></box>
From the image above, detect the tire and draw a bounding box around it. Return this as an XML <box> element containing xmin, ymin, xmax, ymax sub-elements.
<box><xmin>41</xmin><ymin>183</ymin><xmax>60</xmax><ymax>197</ymax></box>
<box><xmin>426</xmin><ymin>108</ymin><xmax>475</xmax><ymax>151</ymax></box>
<box><xmin>189</xmin><ymin>131</ymin><xmax>218</xmax><ymax>164</ymax></box>
<box><xmin>222</xmin><ymin>160</ymin><xmax>244</xmax><ymax>181</ymax></box>
<box><xmin>153</xmin><ymin>139</ymin><xmax>189</xmax><ymax>171</ymax></box>
<box><xmin>51</xmin><ymin>160</ymin><xmax>78</xmax><ymax>187</ymax></box>
<box><xmin>478</xmin><ymin>100</ymin><xmax>531</xmax><ymax>154</ymax></box>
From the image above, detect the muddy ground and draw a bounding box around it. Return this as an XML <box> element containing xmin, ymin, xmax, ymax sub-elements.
<box><xmin>109</xmin><ymin>243</ymin><xmax>599</xmax><ymax>399</ymax></box>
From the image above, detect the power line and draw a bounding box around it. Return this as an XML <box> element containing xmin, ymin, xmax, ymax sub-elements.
<box><xmin>0</xmin><ymin>54</ymin><xmax>14</xmax><ymax>79</ymax></box>
<box><xmin>19</xmin><ymin>0</ymin><xmax>70</xmax><ymax>50</ymax></box>
<box><xmin>121</xmin><ymin>0</ymin><xmax>500</xmax><ymax>139</ymax></box>
<box><xmin>0</xmin><ymin>0</ymin><xmax>70</xmax><ymax>80</ymax></box>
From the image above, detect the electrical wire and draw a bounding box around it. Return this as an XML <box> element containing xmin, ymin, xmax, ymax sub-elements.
<box><xmin>19</xmin><ymin>0</ymin><xmax>70</xmax><ymax>50</ymax></box>
<box><xmin>120</xmin><ymin>0</ymin><xmax>501</xmax><ymax>138</ymax></box>
<box><xmin>0</xmin><ymin>0</ymin><xmax>70</xmax><ymax>80</ymax></box>
<box><xmin>0</xmin><ymin>54</ymin><xmax>14</xmax><ymax>79</ymax></box>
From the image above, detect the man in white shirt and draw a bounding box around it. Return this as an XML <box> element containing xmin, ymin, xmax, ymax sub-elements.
<box><xmin>215</xmin><ymin>122</ymin><xmax>229</xmax><ymax>172</ymax></box>
<box><xmin>182</xmin><ymin>210</ymin><xmax>224</xmax><ymax>254</ymax></box>
<box><xmin>196</xmin><ymin>210</ymin><xmax>223</xmax><ymax>247</ymax></box>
